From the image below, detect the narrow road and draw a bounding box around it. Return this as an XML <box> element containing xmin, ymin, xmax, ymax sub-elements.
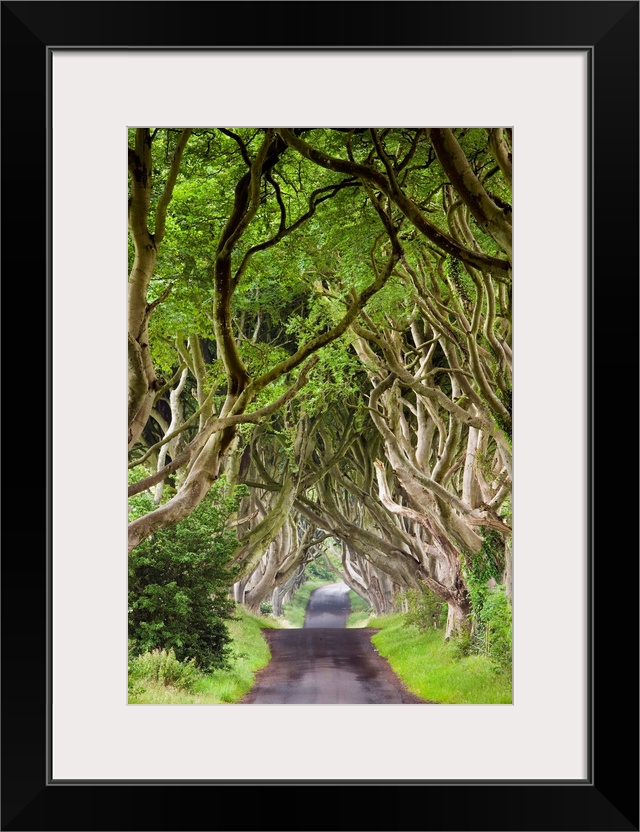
<box><xmin>239</xmin><ymin>582</ymin><xmax>426</xmax><ymax>704</ymax></box>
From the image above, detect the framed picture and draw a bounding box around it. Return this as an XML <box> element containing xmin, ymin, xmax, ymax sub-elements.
<box><xmin>2</xmin><ymin>2</ymin><xmax>637</xmax><ymax>830</ymax></box>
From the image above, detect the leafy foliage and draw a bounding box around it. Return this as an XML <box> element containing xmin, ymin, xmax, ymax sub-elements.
<box><xmin>129</xmin><ymin>647</ymin><xmax>201</xmax><ymax>693</ymax></box>
<box><xmin>399</xmin><ymin>585</ymin><xmax>448</xmax><ymax>631</ymax></box>
<box><xmin>459</xmin><ymin>530</ymin><xmax>512</xmax><ymax>670</ymax></box>
<box><xmin>463</xmin><ymin>530</ymin><xmax>504</xmax><ymax>609</ymax></box>
<box><xmin>478</xmin><ymin>584</ymin><xmax>512</xmax><ymax>669</ymax></box>
<box><xmin>305</xmin><ymin>554</ymin><xmax>336</xmax><ymax>583</ymax></box>
<box><xmin>128</xmin><ymin>482</ymin><xmax>248</xmax><ymax>671</ymax></box>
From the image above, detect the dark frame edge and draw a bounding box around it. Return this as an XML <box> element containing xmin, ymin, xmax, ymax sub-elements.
<box><xmin>46</xmin><ymin>41</ymin><xmax>54</xmax><ymax>796</ymax></box>
<box><xmin>2</xmin><ymin>2</ymin><xmax>638</xmax><ymax>831</ymax></box>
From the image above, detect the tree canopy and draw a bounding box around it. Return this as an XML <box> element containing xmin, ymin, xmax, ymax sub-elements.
<box><xmin>128</xmin><ymin>127</ymin><xmax>513</xmax><ymax>639</ymax></box>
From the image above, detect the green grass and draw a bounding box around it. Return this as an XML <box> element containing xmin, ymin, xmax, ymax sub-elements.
<box><xmin>129</xmin><ymin>597</ymin><xmax>511</xmax><ymax>705</ymax></box>
<box><xmin>128</xmin><ymin>606</ymin><xmax>280</xmax><ymax>704</ymax></box>
<box><xmin>369</xmin><ymin>613</ymin><xmax>513</xmax><ymax>704</ymax></box>
<box><xmin>346</xmin><ymin>590</ymin><xmax>373</xmax><ymax>627</ymax></box>
<box><xmin>280</xmin><ymin>579</ymin><xmax>328</xmax><ymax>627</ymax></box>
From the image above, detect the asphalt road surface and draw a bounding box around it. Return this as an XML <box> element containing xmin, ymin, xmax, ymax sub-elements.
<box><xmin>239</xmin><ymin>582</ymin><xmax>427</xmax><ymax>704</ymax></box>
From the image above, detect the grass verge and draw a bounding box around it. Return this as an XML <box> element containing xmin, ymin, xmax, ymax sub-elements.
<box><xmin>280</xmin><ymin>579</ymin><xmax>328</xmax><ymax>627</ymax></box>
<box><xmin>128</xmin><ymin>606</ymin><xmax>279</xmax><ymax>704</ymax></box>
<box><xmin>369</xmin><ymin>613</ymin><xmax>512</xmax><ymax>704</ymax></box>
<box><xmin>346</xmin><ymin>590</ymin><xmax>373</xmax><ymax>627</ymax></box>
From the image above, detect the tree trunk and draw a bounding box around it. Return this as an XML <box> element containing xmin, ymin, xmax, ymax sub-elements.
<box><xmin>445</xmin><ymin>597</ymin><xmax>472</xmax><ymax>640</ymax></box>
<box><xmin>504</xmin><ymin>538</ymin><xmax>513</xmax><ymax>602</ymax></box>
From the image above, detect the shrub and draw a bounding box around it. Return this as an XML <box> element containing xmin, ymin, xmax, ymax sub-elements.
<box><xmin>259</xmin><ymin>600</ymin><xmax>273</xmax><ymax>615</ymax></box>
<box><xmin>455</xmin><ymin>587</ymin><xmax>512</xmax><ymax>670</ymax></box>
<box><xmin>461</xmin><ymin>531</ymin><xmax>512</xmax><ymax>670</ymax></box>
<box><xmin>129</xmin><ymin>648</ymin><xmax>201</xmax><ymax>692</ymax></box>
<box><xmin>128</xmin><ymin>482</ymin><xmax>247</xmax><ymax>672</ymax></box>
<box><xmin>400</xmin><ymin>586</ymin><xmax>447</xmax><ymax>631</ymax></box>
<box><xmin>478</xmin><ymin>584</ymin><xmax>512</xmax><ymax>670</ymax></box>
<box><xmin>305</xmin><ymin>555</ymin><xmax>336</xmax><ymax>583</ymax></box>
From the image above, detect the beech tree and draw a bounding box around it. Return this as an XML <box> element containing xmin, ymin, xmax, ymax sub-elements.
<box><xmin>128</xmin><ymin>128</ymin><xmax>398</xmax><ymax>550</ymax></box>
<box><xmin>128</xmin><ymin>127</ymin><xmax>513</xmax><ymax>639</ymax></box>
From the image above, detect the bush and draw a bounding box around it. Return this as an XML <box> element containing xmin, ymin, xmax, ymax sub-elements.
<box><xmin>259</xmin><ymin>600</ymin><xmax>273</xmax><ymax>615</ymax></box>
<box><xmin>129</xmin><ymin>648</ymin><xmax>201</xmax><ymax>692</ymax></box>
<box><xmin>128</xmin><ymin>483</ymin><xmax>247</xmax><ymax>672</ymax></box>
<box><xmin>453</xmin><ymin>585</ymin><xmax>512</xmax><ymax>670</ymax></box>
<box><xmin>460</xmin><ymin>531</ymin><xmax>512</xmax><ymax>670</ymax></box>
<box><xmin>478</xmin><ymin>584</ymin><xmax>512</xmax><ymax>670</ymax></box>
<box><xmin>305</xmin><ymin>555</ymin><xmax>336</xmax><ymax>583</ymax></box>
<box><xmin>400</xmin><ymin>586</ymin><xmax>447</xmax><ymax>631</ymax></box>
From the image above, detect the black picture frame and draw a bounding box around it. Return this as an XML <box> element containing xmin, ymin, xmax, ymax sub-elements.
<box><xmin>2</xmin><ymin>2</ymin><xmax>638</xmax><ymax>830</ymax></box>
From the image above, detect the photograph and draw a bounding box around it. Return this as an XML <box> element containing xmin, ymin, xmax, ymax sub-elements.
<box><xmin>126</xmin><ymin>125</ymin><xmax>514</xmax><ymax>707</ymax></box>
